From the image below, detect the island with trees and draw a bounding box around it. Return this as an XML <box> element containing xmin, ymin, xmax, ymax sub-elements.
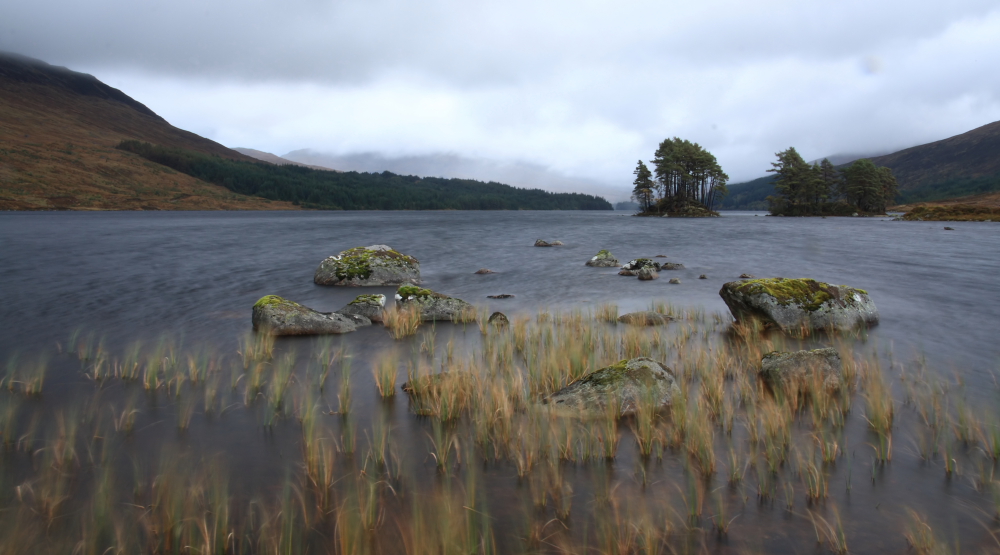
<box><xmin>630</xmin><ymin>138</ymin><xmax>729</xmax><ymax>217</ymax></box>
<box><xmin>766</xmin><ymin>147</ymin><xmax>898</xmax><ymax>216</ymax></box>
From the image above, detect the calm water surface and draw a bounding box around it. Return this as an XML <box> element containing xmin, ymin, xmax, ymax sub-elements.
<box><xmin>1</xmin><ymin>210</ymin><xmax>998</xmax><ymax>553</ymax></box>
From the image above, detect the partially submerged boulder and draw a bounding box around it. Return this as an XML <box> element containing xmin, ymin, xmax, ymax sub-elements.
<box><xmin>719</xmin><ymin>277</ymin><xmax>879</xmax><ymax>332</ymax></box>
<box><xmin>586</xmin><ymin>250</ymin><xmax>620</xmax><ymax>267</ymax></box>
<box><xmin>336</xmin><ymin>294</ymin><xmax>386</xmax><ymax>323</ymax></box>
<box><xmin>761</xmin><ymin>348</ymin><xmax>844</xmax><ymax>392</ymax></box>
<box><xmin>488</xmin><ymin>312</ymin><xmax>509</xmax><ymax>327</ymax></box>
<box><xmin>659</xmin><ymin>262</ymin><xmax>684</xmax><ymax>270</ymax></box>
<box><xmin>474</xmin><ymin>268</ymin><xmax>495</xmax><ymax>274</ymax></box>
<box><xmin>619</xmin><ymin>258</ymin><xmax>658</xmax><ymax>276</ymax></box>
<box><xmin>545</xmin><ymin>357</ymin><xmax>680</xmax><ymax>416</ymax></box>
<box><xmin>314</xmin><ymin>245</ymin><xmax>420</xmax><ymax>286</ymax></box>
<box><xmin>487</xmin><ymin>294</ymin><xmax>515</xmax><ymax>299</ymax></box>
<box><xmin>637</xmin><ymin>267</ymin><xmax>659</xmax><ymax>280</ymax></box>
<box><xmin>252</xmin><ymin>295</ymin><xmax>357</xmax><ymax>335</ymax></box>
<box><xmin>395</xmin><ymin>285</ymin><xmax>475</xmax><ymax>322</ymax></box>
<box><xmin>617</xmin><ymin>311</ymin><xmax>673</xmax><ymax>325</ymax></box>
<box><xmin>668</xmin><ymin>278</ymin><xmax>681</xmax><ymax>284</ymax></box>
<box><xmin>535</xmin><ymin>239</ymin><xmax>563</xmax><ymax>247</ymax></box>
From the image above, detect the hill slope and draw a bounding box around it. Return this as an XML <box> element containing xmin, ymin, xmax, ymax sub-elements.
<box><xmin>0</xmin><ymin>51</ymin><xmax>294</xmax><ymax>210</ymax></box>
<box><xmin>719</xmin><ymin>120</ymin><xmax>1000</xmax><ymax>209</ymax></box>
<box><xmin>233</xmin><ymin>147</ymin><xmax>339</xmax><ymax>172</ymax></box>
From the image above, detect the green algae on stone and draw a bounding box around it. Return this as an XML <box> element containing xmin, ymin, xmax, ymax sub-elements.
<box><xmin>545</xmin><ymin>357</ymin><xmax>680</xmax><ymax>416</ymax></box>
<box><xmin>719</xmin><ymin>277</ymin><xmax>879</xmax><ymax>332</ymax></box>
<box><xmin>314</xmin><ymin>245</ymin><xmax>420</xmax><ymax>286</ymax></box>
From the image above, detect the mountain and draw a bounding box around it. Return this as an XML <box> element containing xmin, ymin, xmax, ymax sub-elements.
<box><xmin>0</xmin><ymin>51</ymin><xmax>294</xmax><ymax>210</ymax></box>
<box><xmin>719</xmin><ymin>120</ymin><xmax>1000</xmax><ymax>209</ymax></box>
<box><xmin>233</xmin><ymin>147</ymin><xmax>339</xmax><ymax>172</ymax></box>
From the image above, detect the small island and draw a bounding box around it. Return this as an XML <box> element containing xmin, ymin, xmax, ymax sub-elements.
<box><xmin>629</xmin><ymin>138</ymin><xmax>728</xmax><ymax>217</ymax></box>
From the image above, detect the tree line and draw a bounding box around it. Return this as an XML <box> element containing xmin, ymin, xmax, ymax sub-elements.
<box><xmin>631</xmin><ymin>138</ymin><xmax>729</xmax><ymax>214</ymax></box>
<box><xmin>767</xmin><ymin>147</ymin><xmax>898</xmax><ymax>215</ymax></box>
<box><xmin>117</xmin><ymin>141</ymin><xmax>613</xmax><ymax>210</ymax></box>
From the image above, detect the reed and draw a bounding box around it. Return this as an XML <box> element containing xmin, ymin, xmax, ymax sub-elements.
<box><xmin>595</xmin><ymin>302</ymin><xmax>619</xmax><ymax>323</ymax></box>
<box><xmin>384</xmin><ymin>304</ymin><xmax>422</xmax><ymax>339</ymax></box>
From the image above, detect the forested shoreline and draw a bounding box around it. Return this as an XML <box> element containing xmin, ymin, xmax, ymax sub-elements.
<box><xmin>766</xmin><ymin>148</ymin><xmax>897</xmax><ymax>216</ymax></box>
<box><xmin>116</xmin><ymin>141</ymin><xmax>613</xmax><ymax>211</ymax></box>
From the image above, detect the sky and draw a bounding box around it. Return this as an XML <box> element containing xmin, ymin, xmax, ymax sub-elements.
<box><xmin>4</xmin><ymin>0</ymin><xmax>1000</xmax><ymax>201</ymax></box>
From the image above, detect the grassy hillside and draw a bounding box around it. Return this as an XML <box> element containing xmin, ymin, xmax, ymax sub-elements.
<box><xmin>716</xmin><ymin>175</ymin><xmax>774</xmax><ymax>210</ymax></box>
<box><xmin>120</xmin><ymin>141</ymin><xmax>613</xmax><ymax>210</ymax></box>
<box><xmin>869</xmin><ymin>120</ymin><xmax>1000</xmax><ymax>190</ymax></box>
<box><xmin>0</xmin><ymin>51</ymin><xmax>295</xmax><ymax>210</ymax></box>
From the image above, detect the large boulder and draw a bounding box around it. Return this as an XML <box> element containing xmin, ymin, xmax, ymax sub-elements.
<box><xmin>336</xmin><ymin>294</ymin><xmax>386</xmax><ymax>323</ymax></box>
<box><xmin>617</xmin><ymin>311</ymin><xmax>673</xmax><ymax>325</ymax></box>
<box><xmin>544</xmin><ymin>357</ymin><xmax>680</xmax><ymax>416</ymax></box>
<box><xmin>586</xmin><ymin>250</ymin><xmax>620</xmax><ymax>267</ymax></box>
<box><xmin>719</xmin><ymin>277</ymin><xmax>878</xmax><ymax>332</ymax></box>
<box><xmin>618</xmin><ymin>258</ymin><xmax>658</xmax><ymax>276</ymax></box>
<box><xmin>252</xmin><ymin>295</ymin><xmax>357</xmax><ymax>335</ymax></box>
<box><xmin>395</xmin><ymin>285</ymin><xmax>475</xmax><ymax>322</ymax></box>
<box><xmin>761</xmin><ymin>348</ymin><xmax>844</xmax><ymax>392</ymax></box>
<box><xmin>314</xmin><ymin>245</ymin><xmax>420</xmax><ymax>286</ymax></box>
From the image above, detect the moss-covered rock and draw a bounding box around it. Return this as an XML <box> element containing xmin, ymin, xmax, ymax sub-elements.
<box><xmin>618</xmin><ymin>258</ymin><xmax>658</xmax><ymax>276</ymax></box>
<box><xmin>761</xmin><ymin>348</ymin><xmax>844</xmax><ymax>393</ymax></box>
<box><xmin>544</xmin><ymin>357</ymin><xmax>680</xmax><ymax>416</ymax></box>
<box><xmin>585</xmin><ymin>249</ymin><xmax>620</xmax><ymax>267</ymax></box>
<box><xmin>719</xmin><ymin>277</ymin><xmax>878</xmax><ymax>332</ymax></box>
<box><xmin>487</xmin><ymin>311</ymin><xmax>509</xmax><ymax>327</ymax></box>
<box><xmin>336</xmin><ymin>293</ymin><xmax>386</xmax><ymax>323</ymax></box>
<box><xmin>395</xmin><ymin>285</ymin><xmax>475</xmax><ymax>322</ymax></box>
<box><xmin>314</xmin><ymin>245</ymin><xmax>420</xmax><ymax>286</ymax></box>
<box><xmin>252</xmin><ymin>295</ymin><xmax>357</xmax><ymax>335</ymax></box>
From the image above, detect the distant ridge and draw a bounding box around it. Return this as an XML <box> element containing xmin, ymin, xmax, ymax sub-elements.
<box><xmin>719</xmin><ymin>120</ymin><xmax>1000</xmax><ymax>209</ymax></box>
<box><xmin>233</xmin><ymin>147</ymin><xmax>340</xmax><ymax>172</ymax></box>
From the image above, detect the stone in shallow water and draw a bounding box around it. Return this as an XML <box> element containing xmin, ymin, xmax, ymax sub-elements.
<box><xmin>252</xmin><ymin>295</ymin><xmax>357</xmax><ymax>335</ymax></box>
<box><xmin>668</xmin><ymin>277</ymin><xmax>681</xmax><ymax>284</ymax></box>
<box><xmin>586</xmin><ymin>249</ymin><xmax>620</xmax><ymax>267</ymax></box>
<box><xmin>544</xmin><ymin>357</ymin><xmax>681</xmax><ymax>416</ymax></box>
<box><xmin>395</xmin><ymin>285</ymin><xmax>475</xmax><ymax>322</ymax></box>
<box><xmin>487</xmin><ymin>294</ymin><xmax>515</xmax><ymax>299</ymax></box>
<box><xmin>637</xmin><ymin>267</ymin><xmax>659</xmax><ymax>280</ymax></box>
<box><xmin>488</xmin><ymin>312</ymin><xmax>509</xmax><ymax>327</ymax></box>
<box><xmin>474</xmin><ymin>268</ymin><xmax>495</xmax><ymax>274</ymax></box>
<box><xmin>336</xmin><ymin>294</ymin><xmax>386</xmax><ymax>323</ymax></box>
<box><xmin>699</xmin><ymin>274</ymin><xmax>707</xmax><ymax>279</ymax></box>
<box><xmin>761</xmin><ymin>348</ymin><xmax>844</xmax><ymax>392</ymax></box>
<box><xmin>314</xmin><ymin>245</ymin><xmax>420</xmax><ymax>286</ymax></box>
<box><xmin>719</xmin><ymin>277</ymin><xmax>879</xmax><ymax>332</ymax></box>
<box><xmin>617</xmin><ymin>311</ymin><xmax>673</xmax><ymax>325</ymax></box>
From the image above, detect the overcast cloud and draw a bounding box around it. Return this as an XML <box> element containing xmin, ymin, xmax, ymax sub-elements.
<box><xmin>4</xmin><ymin>0</ymin><xmax>1000</xmax><ymax>200</ymax></box>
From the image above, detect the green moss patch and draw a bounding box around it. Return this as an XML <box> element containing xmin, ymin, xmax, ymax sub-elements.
<box><xmin>331</xmin><ymin>247</ymin><xmax>418</xmax><ymax>281</ymax></box>
<box><xmin>397</xmin><ymin>285</ymin><xmax>436</xmax><ymax>299</ymax></box>
<box><xmin>253</xmin><ymin>295</ymin><xmax>287</xmax><ymax>309</ymax></box>
<box><xmin>734</xmin><ymin>278</ymin><xmax>862</xmax><ymax>312</ymax></box>
<box><xmin>350</xmin><ymin>294</ymin><xmax>385</xmax><ymax>305</ymax></box>
<box><xmin>580</xmin><ymin>359</ymin><xmax>630</xmax><ymax>386</ymax></box>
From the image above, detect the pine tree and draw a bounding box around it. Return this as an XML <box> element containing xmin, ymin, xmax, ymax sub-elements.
<box><xmin>631</xmin><ymin>160</ymin><xmax>655</xmax><ymax>211</ymax></box>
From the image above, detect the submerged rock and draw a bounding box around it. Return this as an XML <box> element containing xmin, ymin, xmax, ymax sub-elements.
<box><xmin>544</xmin><ymin>357</ymin><xmax>680</xmax><ymax>416</ymax></box>
<box><xmin>314</xmin><ymin>245</ymin><xmax>420</xmax><ymax>286</ymax></box>
<box><xmin>617</xmin><ymin>311</ymin><xmax>673</xmax><ymax>325</ymax></box>
<box><xmin>488</xmin><ymin>312</ymin><xmax>510</xmax><ymax>327</ymax></box>
<box><xmin>474</xmin><ymin>268</ymin><xmax>495</xmax><ymax>274</ymax></box>
<box><xmin>252</xmin><ymin>295</ymin><xmax>357</xmax><ymax>335</ymax></box>
<box><xmin>487</xmin><ymin>294</ymin><xmax>515</xmax><ymax>299</ymax></box>
<box><xmin>668</xmin><ymin>278</ymin><xmax>681</xmax><ymax>284</ymax></box>
<box><xmin>719</xmin><ymin>277</ymin><xmax>879</xmax><ymax>332</ymax></box>
<box><xmin>637</xmin><ymin>267</ymin><xmax>659</xmax><ymax>280</ymax></box>
<box><xmin>739</xmin><ymin>273</ymin><xmax>755</xmax><ymax>279</ymax></box>
<box><xmin>336</xmin><ymin>294</ymin><xmax>386</xmax><ymax>323</ymax></box>
<box><xmin>699</xmin><ymin>274</ymin><xmax>708</xmax><ymax>279</ymax></box>
<box><xmin>586</xmin><ymin>249</ymin><xmax>620</xmax><ymax>267</ymax></box>
<box><xmin>761</xmin><ymin>348</ymin><xmax>844</xmax><ymax>392</ymax></box>
<box><xmin>535</xmin><ymin>239</ymin><xmax>563</xmax><ymax>247</ymax></box>
<box><xmin>619</xmin><ymin>258</ymin><xmax>658</xmax><ymax>276</ymax></box>
<box><xmin>395</xmin><ymin>285</ymin><xmax>475</xmax><ymax>322</ymax></box>
<box><xmin>659</xmin><ymin>262</ymin><xmax>685</xmax><ymax>270</ymax></box>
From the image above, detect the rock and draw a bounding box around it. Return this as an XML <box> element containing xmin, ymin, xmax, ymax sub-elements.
<box><xmin>487</xmin><ymin>294</ymin><xmax>515</xmax><ymax>299</ymax></box>
<box><xmin>617</xmin><ymin>311</ymin><xmax>673</xmax><ymax>325</ymax></box>
<box><xmin>550</xmin><ymin>240</ymin><xmax>564</xmax><ymax>246</ymax></box>
<box><xmin>340</xmin><ymin>314</ymin><xmax>373</xmax><ymax>326</ymax></box>
<box><xmin>488</xmin><ymin>312</ymin><xmax>509</xmax><ymax>327</ymax></box>
<box><xmin>761</xmin><ymin>348</ymin><xmax>844</xmax><ymax>392</ymax></box>
<box><xmin>252</xmin><ymin>295</ymin><xmax>357</xmax><ymax>335</ymax></box>
<box><xmin>336</xmin><ymin>294</ymin><xmax>386</xmax><ymax>323</ymax></box>
<box><xmin>668</xmin><ymin>278</ymin><xmax>681</xmax><ymax>284</ymax></box>
<box><xmin>739</xmin><ymin>273</ymin><xmax>755</xmax><ymax>279</ymax></box>
<box><xmin>719</xmin><ymin>277</ymin><xmax>879</xmax><ymax>332</ymax></box>
<box><xmin>534</xmin><ymin>239</ymin><xmax>562</xmax><ymax>247</ymax></box>
<box><xmin>637</xmin><ymin>267</ymin><xmax>659</xmax><ymax>280</ymax></box>
<box><xmin>654</xmin><ymin>254</ymin><xmax>668</xmax><ymax>258</ymax></box>
<box><xmin>659</xmin><ymin>262</ymin><xmax>684</xmax><ymax>270</ymax></box>
<box><xmin>544</xmin><ymin>357</ymin><xmax>681</xmax><ymax>416</ymax></box>
<box><xmin>944</xmin><ymin>227</ymin><xmax>954</xmax><ymax>230</ymax></box>
<box><xmin>395</xmin><ymin>285</ymin><xmax>475</xmax><ymax>322</ymax></box>
<box><xmin>699</xmin><ymin>274</ymin><xmax>707</xmax><ymax>279</ymax></box>
<box><xmin>585</xmin><ymin>249</ymin><xmax>620</xmax><ymax>267</ymax></box>
<box><xmin>474</xmin><ymin>268</ymin><xmax>495</xmax><ymax>274</ymax></box>
<box><xmin>619</xmin><ymin>258</ymin><xmax>658</xmax><ymax>276</ymax></box>
<box><xmin>314</xmin><ymin>245</ymin><xmax>420</xmax><ymax>286</ymax></box>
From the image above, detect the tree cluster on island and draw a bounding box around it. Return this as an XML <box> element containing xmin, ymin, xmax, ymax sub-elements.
<box><xmin>116</xmin><ymin>141</ymin><xmax>613</xmax><ymax>210</ymax></box>
<box><xmin>767</xmin><ymin>147</ymin><xmax>898</xmax><ymax>216</ymax></box>
<box><xmin>630</xmin><ymin>138</ymin><xmax>729</xmax><ymax>216</ymax></box>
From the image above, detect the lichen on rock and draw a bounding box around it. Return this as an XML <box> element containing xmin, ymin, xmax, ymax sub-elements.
<box><xmin>761</xmin><ymin>348</ymin><xmax>844</xmax><ymax>393</ymax></box>
<box><xmin>395</xmin><ymin>285</ymin><xmax>475</xmax><ymax>322</ymax></box>
<box><xmin>337</xmin><ymin>293</ymin><xmax>386</xmax><ymax>323</ymax></box>
<box><xmin>544</xmin><ymin>357</ymin><xmax>680</xmax><ymax>416</ymax></box>
<box><xmin>314</xmin><ymin>245</ymin><xmax>420</xmax><ymax>286</ymax></box>
<box><xmin>586</xmin><ymin>249</ymin><xmax>620</xmax><ymax>267</ymax></box>
<box><xmin>719</xmin><ymin>277</ymin><xmax>878</xmax><ymax>332</ymax></box>
<box><xmin>252</xmin><ymin>295</ymin><xmax>357</xmax><ymax>335</ymax></box>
